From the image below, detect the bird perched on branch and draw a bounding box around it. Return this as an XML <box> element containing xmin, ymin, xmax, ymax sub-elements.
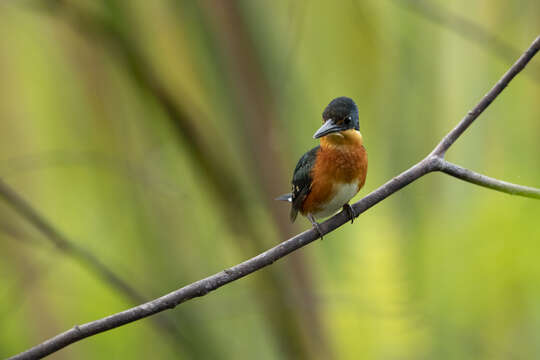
<box><xmin>277</xmin><ymin>97</ymin><xmax>368</xmax><ymax>237</ymax></box>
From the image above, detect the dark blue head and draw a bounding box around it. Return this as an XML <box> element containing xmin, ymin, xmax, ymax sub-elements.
<box><xmin>313</xmin><ymin>97</ymin><xmax>360</xmax><ymax>139</ymax></box>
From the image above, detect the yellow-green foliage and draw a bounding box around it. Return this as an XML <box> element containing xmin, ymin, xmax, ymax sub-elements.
<box><xmin>1</xmin><ymin>0</ymin><xmax>539</xmax><ymax>359</ymax></box>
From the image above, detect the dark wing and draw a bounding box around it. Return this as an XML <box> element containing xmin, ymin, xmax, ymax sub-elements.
<box><xmin>290</xmin><ymin>146</ymin><xmax>320</xmax><ymax>222</ymax></box>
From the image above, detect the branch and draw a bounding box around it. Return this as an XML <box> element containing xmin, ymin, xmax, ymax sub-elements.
<box><xmin>8</xmin><ymin>35</ymin><xmax>540</xmax><ymax>360</ymax></box>
<box><xmin>26</xmin><ymin>2</ymin><xmax>323</xmax><ymax>358</ymax></box>
<box><xmin>393</xmin><ymin>0</ymin><xmax>540</xmax><ymax>84</ymax></box>
<box><xmin>436</xmin><ymin>159</ymin><xmax>540</xmax><ymax>199</ymax></box>
<box><xmin>431</xmin><ymin>35</ymin><xmax>540</xmax><ymax>156</ymax></box>
<box><xmin>0</xmin><ymin>178</ymin><xmax>186</xmax><ymax>350</ymax></box>
<box><xmin>0</xmin><ymin>179</ymin><xmax>142</xmax><ymax>300</ymax></box>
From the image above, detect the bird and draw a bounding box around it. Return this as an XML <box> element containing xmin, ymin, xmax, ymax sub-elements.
<box><xmin>276</xmin><ymin>97</ymin><xmax>368</xmax><ymax>237</ymax></box>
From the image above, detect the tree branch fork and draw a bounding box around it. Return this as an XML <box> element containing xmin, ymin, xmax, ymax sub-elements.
<box><xmin>8</xmin><ymin>35</ymin><xmax>540</xmax><ymax>360</ymax></box>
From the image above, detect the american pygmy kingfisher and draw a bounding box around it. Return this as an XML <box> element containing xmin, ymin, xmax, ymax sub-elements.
<box><xmin>277</xmin><ymin>97</ymin><xmax>368</xmax><ymax>236</ymax></box>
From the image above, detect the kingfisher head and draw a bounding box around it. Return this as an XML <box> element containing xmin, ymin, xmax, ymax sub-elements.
<box><xmin>313</xmin><ymin>97</ymin><xmax>359</xmax><ymax>139</ymax></box>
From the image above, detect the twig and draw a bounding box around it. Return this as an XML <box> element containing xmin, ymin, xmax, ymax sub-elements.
<box><xmin>24</xmin><ymin>2</ymin><xmax>317</xmax><ymax>358</ymax></box>
<box><xmin>8</xmin><ymin>34</ymin><xmax>540</xmax><ymax>360</ymax></box>
<box><xmin>54</xmin><ymin>3</ymin><xmax>318</xmax><ymax>358</ymax></box>
<box><xmin>0</xmin><ymin>178</ymin><xmax>186</xmax><ymax>349</ymax></box>
<box><xmin>436</xmin><ymin>159</ymin><xmax>540</xmax><ymax>199</ymax></box>
<box><xmin>199</xmin><ymin>1</ymin><xmax>327</xmax><ymax>356</ymax></box>
<box><xmin>392</xmin><ymin>0</ymin><xmax>540</xmax><ymax>84</ymax></box>
<box><xmin>431</xmin><ymin>34</ymin><xmax>540</xmax><ymax>156</ymax></box>
<box><xmin>0</xmin><ymin>179</ymin><xmax>141</xmax><ymax>300</ymax></box>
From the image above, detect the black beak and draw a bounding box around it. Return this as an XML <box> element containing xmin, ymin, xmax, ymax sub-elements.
<box><xmin>313</xmin><ymin>119</ymin><xmax>347</xmax><ymax>139</ymax></box>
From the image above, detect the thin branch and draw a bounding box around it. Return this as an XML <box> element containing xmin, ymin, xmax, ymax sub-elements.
<box><xmin>431</xmin><ymin>35</ymin><xmax>540</xmax><ymax>156</ymax></box>
<box><xmin>435</xmin><ymin>159</ymin><xmax>540</xmax><ymax>199</ymax></box>
<box><xmin>27</xmin><ymin>2</ymin><xmax>320</xmax><ymax>358</ymax></box>
<box><xmin>0</xmin><ymin>178</ymin><xmax>140</xmax><ymax>300</ymax></box>
<box><xmin>0</xmin><ymin>178</ymin><xmax>185</xmax><ymax>347</ymax></box>
<box><xmin>392</xmin><ymin>0</ymin><xmax>540</xmax><ymax>84</ymax></box>
<box><xmin>0</xmin><ymin>218</ymin><xmax>41</xmax><ymax>246</ymax></box>
<box><xmin>8</xmin><ymin>34</ymin><xmax>540</xmax><ymax>360</ymax></box>
<box><xmin>6</xmin><ymin>158</ymin><xmax>437</xmax><ymax>360</ymax></box>
<box><xmin>198</xmin><ymin>1</ymin><xmax>327</xmax><ymax>355</ymax></box>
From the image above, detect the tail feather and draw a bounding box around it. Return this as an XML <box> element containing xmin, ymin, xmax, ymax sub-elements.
<box><xmin>275</xmin><ymin>193</ymin><xmax>292</xmax><ymax>202</ymax></box>
<box><xmin>276</xmin><ymin>193</ymin><xmax>298</xmax><ymax>223</ymax></box>
<box><xmin>289</xmin><ymin>208</ymin><xmax>299</xmax><ymax>223</ymax></box>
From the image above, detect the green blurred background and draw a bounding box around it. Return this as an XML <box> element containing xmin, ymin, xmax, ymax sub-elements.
<box><xmin>1</xmin><ymin>0</ymin><xmax>539</xmax><ymax>359</ymax></box>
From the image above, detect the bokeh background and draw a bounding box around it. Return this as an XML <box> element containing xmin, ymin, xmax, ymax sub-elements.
<box><xmin>1</xmin><ymin>0</ymin><xmax>540</xmax><ymax>359</ymax></box>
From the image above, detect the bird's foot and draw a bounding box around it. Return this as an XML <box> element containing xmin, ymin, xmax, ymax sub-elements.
<box><xmin>343</xmin><ymin>203</ymin><xmax>356</xmax><ymax>224</ymax></box>
<box><xmin>307</xmin><ymin>214</ymin><xmax>324</xmax><ymax>240</ymax></box>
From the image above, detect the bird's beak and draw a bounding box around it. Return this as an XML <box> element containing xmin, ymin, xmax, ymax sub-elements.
<box><xmin>313</xmin><ymin>119</ymin><xmax>347</xmax><ymax>139</ymax></box>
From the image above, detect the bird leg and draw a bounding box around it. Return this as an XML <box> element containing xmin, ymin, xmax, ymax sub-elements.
<box><xmin>342</xmin><ymin>203</ymin><xmax>356</xmax><ymax>224</ymax></box>
<box><xmin>307</xmin><ymin>214</ymin><xmax>324</xmax><ymax>239</ymax></box>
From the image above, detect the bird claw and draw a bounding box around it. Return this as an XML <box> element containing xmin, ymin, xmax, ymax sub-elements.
<box><xmin>307</xmin><ymin>214</ymin><xmax>324</xmax><ymax>240</ymax></box>
<box><xmin>312</xmin><ymin>222</ymin><xmax>324</xmax><ymax>240</ymax></box>
<box><xmin>343</xmin><ymin>203</ymin><xmax>356</xmax><ymax>224</ymax></box>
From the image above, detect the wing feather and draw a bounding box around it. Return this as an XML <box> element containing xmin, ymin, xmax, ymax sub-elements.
<box><xmin>289</xmin><ymin>146</ymin><xmax>320</xmax><ymax>222</ymax></box>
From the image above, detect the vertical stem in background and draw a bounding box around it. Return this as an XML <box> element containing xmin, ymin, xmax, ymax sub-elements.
<box><xmin>52</xmin><ymin>1</ymin><xmax>321</xmax><ymax>359</ymax></box>
<box><xmin>21</xmin><ymin>1</ymin><xmax>295</xmax><ymax>358</ymax></box>
<box><xmin>199</xmin><ymin>1</ymin><xmax>331</xmax><ymax>359</ymax></box>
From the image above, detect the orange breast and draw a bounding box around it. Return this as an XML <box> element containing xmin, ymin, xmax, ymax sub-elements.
<box><xmin>301</xmin><ymin>130</ymin><xmax>368</xmax><ymax>215</ymax></box>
